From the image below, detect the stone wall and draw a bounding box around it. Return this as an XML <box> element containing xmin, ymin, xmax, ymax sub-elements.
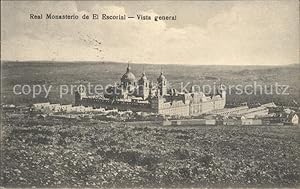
<box><xmin>80</xmin><ymin>97</ymin><xmax>153</xmax><ymax>112</ymax></box>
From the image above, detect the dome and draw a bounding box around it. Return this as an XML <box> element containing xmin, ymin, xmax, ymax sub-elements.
<box><xmin>121</xmin><ymin>65</ymin><xmax>136</xmax><ymax>83</ymax></box>
<box><xmin>121</xmin><ymin>72</ymin><xmax>136</xmax><ymax>82</ymax></box>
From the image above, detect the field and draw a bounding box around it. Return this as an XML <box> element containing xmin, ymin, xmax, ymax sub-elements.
<box><xmin>1</xmin><ymin>112</ymin><xmax>300</xmax><ymax>188</ymax></box>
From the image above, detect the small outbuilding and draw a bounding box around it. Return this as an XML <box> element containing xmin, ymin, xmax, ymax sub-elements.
<box><xmin>287</xmin><ymin>113</ymin><xmax>299</xmax><ymax>125</ymax></box>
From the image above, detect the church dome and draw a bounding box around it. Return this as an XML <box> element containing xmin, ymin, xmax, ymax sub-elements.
<box><xmin>121</xmin><ymin>65</ymin><xmax>136</xmax><ymax>83</ymax></box>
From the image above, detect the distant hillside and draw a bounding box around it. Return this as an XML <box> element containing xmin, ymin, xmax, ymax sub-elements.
<box><xmin>1</xmin><ymin>62</ymin><xmax>299</xmax><ymax>106</ymax></box>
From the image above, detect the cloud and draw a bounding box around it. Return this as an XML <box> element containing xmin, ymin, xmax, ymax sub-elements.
<box><xmin>1</xmin><ymin>1</ymin><xmax>299</xmax><ymax>65</ymax></box>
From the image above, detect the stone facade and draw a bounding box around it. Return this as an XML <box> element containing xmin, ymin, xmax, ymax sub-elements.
<box><xmin>75</xmin><ymin>65</ymin><xmax>226</xmax><ymax>116</ymax></box>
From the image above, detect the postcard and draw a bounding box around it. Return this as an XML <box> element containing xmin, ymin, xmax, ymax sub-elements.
<box><xmin>1</xmin><ymin>0</ymin><xmax>299</xmax><ymax>188</ymax></box>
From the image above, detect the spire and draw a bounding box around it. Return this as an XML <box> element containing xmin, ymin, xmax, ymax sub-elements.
<box><xmin>142</xmin><ymin>64</ymin><xmax>145</xmax><ymax>74</ymax></box>
<box><xmin>149</xmin><ymin>81</ymin><xmax>153</xmax><ymax>87</ymax></box>
<box><xmin>126</xmin><ymin>63</ymin><xmax>131</xmax><ymax>72</ymax></box>
<box><xmin>157</xmin><ymin>69</ymin><xmax>165</xmax><ymax>82</ymax></box>
<box><xmin>139</xmin><ymin>65</ymin><xmax>147</xmax><ymax>81</ymax></box>
<box><xmin>140</xmin><ymin>71</ymin><xmax>147</xmax><ymax>81</ymax></box>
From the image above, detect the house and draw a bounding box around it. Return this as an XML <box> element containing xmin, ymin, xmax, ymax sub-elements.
<box><xmin>261</xmin><ymin>102</ymin><xmax>277</xmax><ymax>108</ymax></box>
<box><xmin>162</xmin><ymin>119</ymin><xmax>216</xmax><ymax>126</ymax></box>
<box><xmin>180</xmin><ymin>119</ymin><xmax>206</xmax><ymax>126</ymax></box>
<box><xmin>241</xmin><ymin>119</ymin><xmax>263</xmax><ymax>126</ymax></box>
<box><xmin>42</xmin><ymin>104</ymin><xmax>60</xmax><ymax>112</ymax></box>
<box><xmin>205</xmin><ymin>119</ymin><xmax>216</xmax><ymax>125</ymax></box>
<box><xmin>223</xmin><ymin>118</ymin><xmax>242</xmax><ymax>126</ymax></box>
<box><xmin>32</xmin><ymin>102</ymin><xmax>51</xmax><ymax>111</ymax></box>
<box><xmin>287</xmin><ymin>113</ymin><xmax>299</xmax><ymax>125</ymax></box>
<box><xmin>262</xmin><ymin>112</ymin><xmax>299</xmax><ymax>125</ymax></box>
<box><xmin>59</xmin><ymin>104</ymin><xmax>73</xmax><ymax>112</ymax></box>
<box><xmin>210</xmin><ymin>103</ymin><xmax>270</xmax><ymax>119</ymax></box>
<box><xmin>2</xmin><ymin>104</ymin><xmax>17</xmax><ymax>112</ymax></box>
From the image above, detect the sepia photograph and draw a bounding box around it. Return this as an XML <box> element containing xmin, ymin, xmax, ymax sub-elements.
<box><xmin>1</xmin><ymin>0</ymin><xmax>299</xmax><ymax>188</ymax></box>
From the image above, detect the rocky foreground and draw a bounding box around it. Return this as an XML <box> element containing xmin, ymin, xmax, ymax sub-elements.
<box><xmin>1</xmin><ymin>114</ymin><xmax>300</xmax><ymax>188</ymax></box>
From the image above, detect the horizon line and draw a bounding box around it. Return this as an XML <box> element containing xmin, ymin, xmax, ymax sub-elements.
<box><xmin>1</xmin><ymin>60</ymin><xmax>299</xmax><ymax>67</ymax></box>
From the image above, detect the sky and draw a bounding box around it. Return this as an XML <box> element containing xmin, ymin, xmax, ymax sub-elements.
<box><xmin>1</xmin><ymin>0</ymin><xmax>299</xmax><ymax>65</ymax></box>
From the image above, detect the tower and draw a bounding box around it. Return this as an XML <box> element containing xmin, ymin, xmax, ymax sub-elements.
<box><xmin>74</xmin><ymin>85</ymin><xmax>86</xmax><ymax>106</ymax></box>
<box><xmin>138</xmin><ymin>72</ymin><xmax>149</xmax><ymax>100</ymax></box>
<box><xmin>157</xmin><ymin>71</ymin><xmax>167</xmax><ymax>96</ymax></box>
<box><xmin>74</xmin><ymin>91</ymin><xmax>81</xmax><ymax>106</ymax></box>
<box><xmin>219</xmin><ymin>83</ymin><xmax>226</xmax><ymax>109</ymax></box>
<box><xmin>219</xmin><ymin>83</ymin><xmax>226</xmax><ymax>99</ymax></box>
<box><xmin>149</xmin><ymin>81</ymin><xmax>155</xmax><ymax>98</ymax></box>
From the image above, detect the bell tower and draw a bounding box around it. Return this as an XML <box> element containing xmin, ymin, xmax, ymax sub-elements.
<box><xmin>74</xmin><ymin>85</ymin><xmax>86</xmax><ymax>106</ymax></box>
<box><xmin>138</xmin><ymin>72</ymin><xmax>149</xmax><ymax>100</ymax></box>
<box><xmin>157</xmin><ymin>72</ymin><xmax>167</xmax><ymax>96</ymax></box>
